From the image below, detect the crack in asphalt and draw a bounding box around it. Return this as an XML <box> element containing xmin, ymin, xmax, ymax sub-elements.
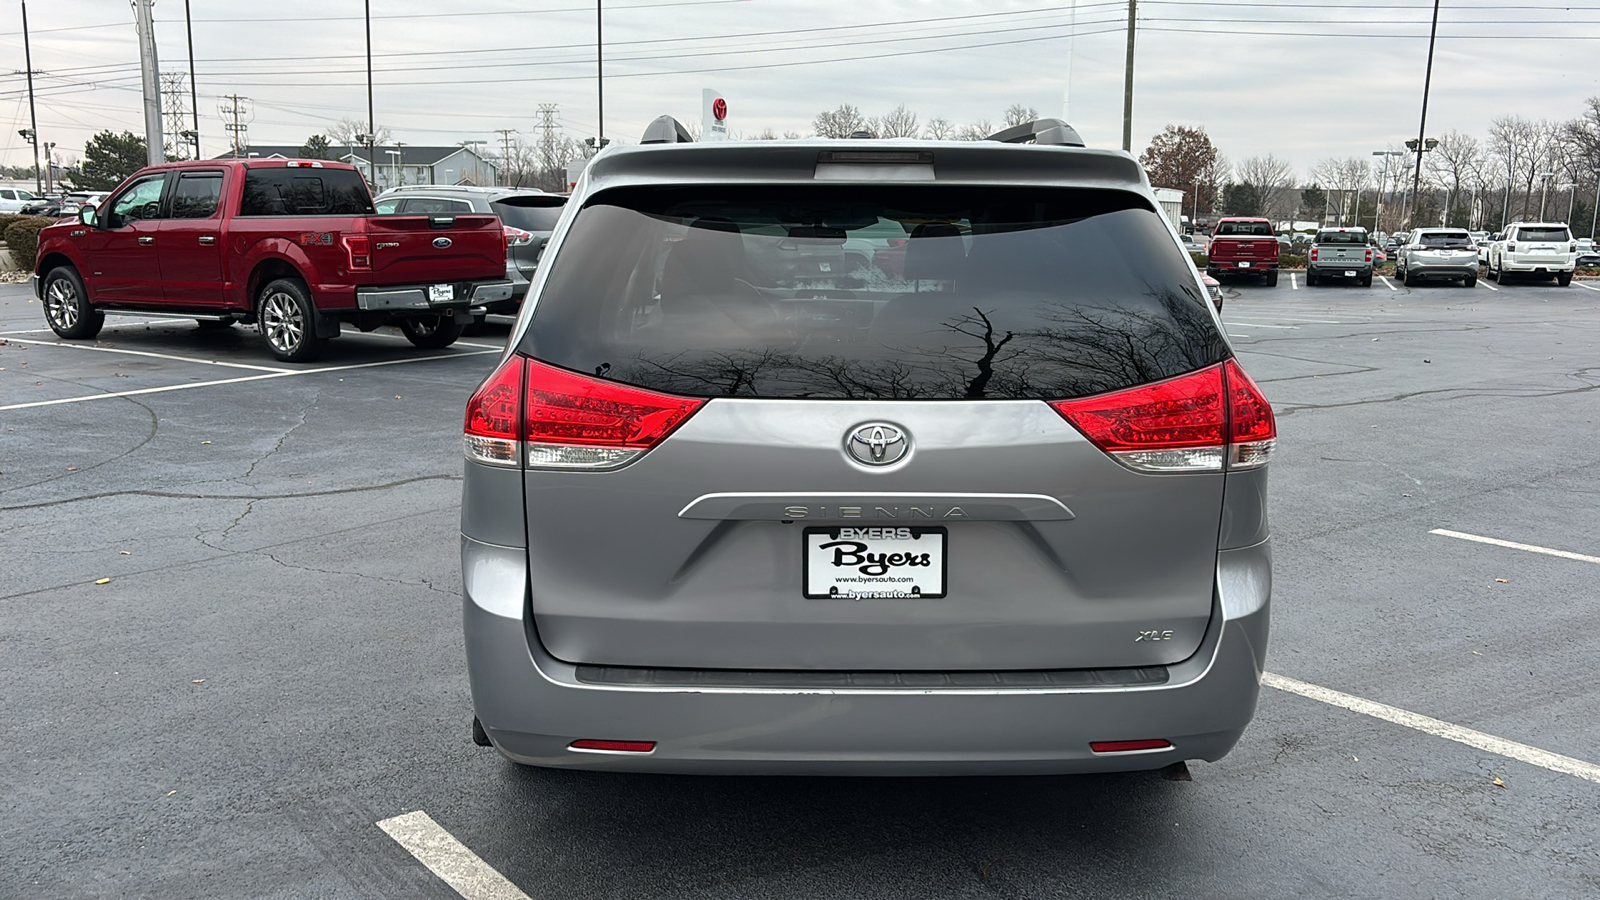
<box><xmin>0</xmin><ymin>474</ymin><xmax>462</xmax><ymax>512</ymax></box>
<box><xmin>236</xmin><ymin>390</ymin><xmax>322</xmax><ymax>486</ymax></box>
<box><xmin>1274</xmin><ymin>377</ymin><xmax>1600</xmax><ymax>416</ymax></box>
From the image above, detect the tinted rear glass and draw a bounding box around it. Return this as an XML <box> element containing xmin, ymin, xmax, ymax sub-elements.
<box><xmin>239</xmin><ymin>168</ymin><xmax>374</xmax><ymax>216</ymax></box>
<box><xmin>492</xmin><ymin>196</ymin><xmax>566</xmax><ymax>232</ymax></box>
<box><xmin>1316</xmin><ymin>231</ymin><xmax>1367</xmax><ymax>244</ymax></box>
<box><xmin>1417</xmin><ymin>232</ymin><xmax>1472</xmax><ymax>248</ymax></box>
<box><xmin>1214</xmin><ymin>221</ymin><xmax>1272</xmax><ymax>236</ymax></box>
<box><xmin>517</xmin><ymin>186</ymin><xmax>1225</xmax><ymax>400</ymax></box>
<box><xmin>1515</xmin><ymin>226</ymin><xmax>1570</xmax><ymax>242</ymax></box>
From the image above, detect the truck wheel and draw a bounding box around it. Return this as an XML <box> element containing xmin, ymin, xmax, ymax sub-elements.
<box><xmin>42</xmin><ymin>266</ymin><xmax>105</xmax><ymax>339</ymax></box>
<box><xmin>399</xmin><ymin>314</ymin><xmax>463</xmax><ymax>349</ymax></box>
<box><xmin>1557</xmin><ymin>272</ymin><xmax>1572</xmax><ymax>287</ymax></box>
<box><xmin>1265</xmin><ymin>270</ymin><xmax>1279</xmax><ymax>287</ymax></box>
<box><xmin>1305</xmin><ymin>270</ymin><xmax>1318</xmax><ymax>286</ymax></box>
<box><xmin>258</xmin><ymin>278</ymin><xmax>325</xmax><ymax>362</ymax></box>
<box><xmin>1359</xmin><ymin>274</ymin><xmax>1373</xmax><ymax>288</ymax></box>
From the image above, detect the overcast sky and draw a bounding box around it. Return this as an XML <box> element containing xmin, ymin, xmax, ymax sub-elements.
<box><xmin>3</xmin><ymin>0</ymin><xmax>1599</xmax><ymax>180</ymax></box>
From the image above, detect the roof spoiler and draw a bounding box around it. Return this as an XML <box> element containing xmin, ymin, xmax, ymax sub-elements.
<box><xmin>984</xmin><ymin>118</ymin><xmax>1085</xmax><ymax>148</ymax></box>
<box><xmin>641</xmin><ymin>115</ymin><xmax>694</xmax><ymax>144</ymax></box>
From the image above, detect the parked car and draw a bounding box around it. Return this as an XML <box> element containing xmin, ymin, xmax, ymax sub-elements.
<box><xmin>1574</xmin><ymin>237</ymin><xmax>1599</xmax><ymax>267</ymax></box>
<box><xmin>1305</xmin><ymin>227</ymin><xmax>1372</xmax><ymax>286</ymax></box>
<box><xmin>1202</xmin><ymin>272</ymin><xmax>1225</xmax><ymax>310</ymax></box>
<box><xmin>18</xmin><ymin>193</ymin><xmax>63</xmax><ymax>215</ymax></box>
<box><xmin>0</xmin><ymin>187</ymin><xmax>37</xmax><ymax>214</ymax></box>
<box><xmin>1486</xmin><ymin>221</ymin><xmax>1577</xmax><ymax>285</ymax></box>
<box><xmin>1396</xmin><ymin>228</ymin><xmax>1478</xmax><ymax>287</ymax></box>
<box><xmin>374</xmin><ymin>185</ymin><xmax>567</xmax><ymax>316</ymax></box>
<box><xmin>59</xmin><ymin>191</ymin><xmax>109</xmax><ymax>216</ymax></box>
<box><xmin>33</xmin><ymin>159</ymin><xmax>510</xmax><ymax>361</ymax></box>
<box><xmin>1180</xmin><ymin>233</ymin><xmax>1207</xmax><ymax>254</ymax></box>
<box><xmin>460</xmin><ymin>118</ymin><xmax>1276</xmax><ymax>776</ymax></box>
<box><xmin>1206</xmin><ymin>216</ymin><xmax>1279</xmax><ymax>285</ymax></box>
<box><xmin>1479</xmin><ymin>232</ymin><xmax>1499</xmax><ymax>266</ymax></box>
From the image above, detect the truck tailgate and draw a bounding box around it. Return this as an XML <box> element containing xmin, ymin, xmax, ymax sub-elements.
<box><xmin>363</xmin><ymin>215</ymin><xmax>505</xmax><ymax>284</ymax></box>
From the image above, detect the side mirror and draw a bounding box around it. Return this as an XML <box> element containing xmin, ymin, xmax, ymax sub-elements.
<box><xmin>78</xmin><ymin>205</ymin><xmax>97</xmax><ymax>227</ymax></box>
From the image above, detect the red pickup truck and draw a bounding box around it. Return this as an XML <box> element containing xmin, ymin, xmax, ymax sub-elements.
<box><xmin>32</xmin><ymin>159</ymin><xmax>511</xmax><ymax>361</ymax></box>
<box><xmin>1205</xmin><ymin>216</ymin><xmax>1280</xmax><ymax>287</ymax></box>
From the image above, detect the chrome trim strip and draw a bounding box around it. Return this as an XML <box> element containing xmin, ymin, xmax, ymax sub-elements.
<box><xmin>676</xmin><ymin>491</ymin><xmax>1075</xmax><ymax>521</ymax></box>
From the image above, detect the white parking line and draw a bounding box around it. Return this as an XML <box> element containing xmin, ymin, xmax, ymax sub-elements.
<box><xmin>1263</xmin><ymin>673</ymin><xmax>1600</xmax><ymax>785</ymax></box>
<box><xmin>1</xmin><ymin>336</ymin><xmax>292</xmax><ymax>373</ymax></box>
<box><xmin>1476</xmin><ymin>279</ymin><xmax>1500</xmax><ymax>292</ymax></box>
<box><xmin>378</xmin><ymin>811</ymin><xmax>532</xmax><ymax>900</ymax></box>
<box><xmin>1429</xmin><ymin>528</ymin><xmax>1600</xmax><ymax>565</ymax></box>
<box><xmin>1574</xmin><ymin>280</ymin><xmax>1600</xmax><ymax>292</ymax></box>
<box><xmin>0</xmin><ymin>350</ymin><xmax>498</xmax><ymax>412</ymax></box>
<box><xmin>1378</xmin><ymin>275</ymin><xmax>1398</xmax><ymax>291</ymax></box>
<box><xmin>1289</xmin><ymin>273</ymin><xmax>1299</xmax><ymax>290</ymax></box>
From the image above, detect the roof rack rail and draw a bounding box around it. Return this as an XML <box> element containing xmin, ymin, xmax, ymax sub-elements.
<box><xmin>641</xmin><ymin>115</ymin><xmax>694</xmax><ymax>144</ymax></box>
<box><xmin>984</xmin><ymin>118</ymin><xmax>1085</xmax><ymax>148</ymax></box>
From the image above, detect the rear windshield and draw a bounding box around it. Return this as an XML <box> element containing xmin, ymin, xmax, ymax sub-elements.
<box><xmin>517</xmin><ymin>185</ymin><xmax>1225</xmax><ymax>400</ymax></box>
<box><xmin>1417</xmin><ymin>232</ymin><xmax>1472</xmax><ymax>248</ymax></box>
<box><xmin>491</xmin><ymin>196</ymin><xmax>567</xmax><ymax>232</ymax></box>
<box><xmin>1316</xmin><ymin>231</ymin><xmax>1367</xmax><ymax>244</ymax></box>
<box><xmin>239</xmin><ymin>168</ymin><xmax>374</xmax><ymax>216</ymax></box>
<box><xmin>1215</xmin><ymin>221</ymin><xmax>1272</xmax><ymax>236</ymax></box>
<box><xmin>1515</xmin><ymin>226</ymin><xmax>1570</xmax><ymax>242</ymax></box>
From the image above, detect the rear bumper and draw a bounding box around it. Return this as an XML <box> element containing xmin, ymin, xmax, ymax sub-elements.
<box><xmin>1208</xmin><ymin>260</ymin><xmax>1277</xmax><ymax>272</ymax></box>
<box><xmin>462</xmin><ymin>536</ymin><xmax>1271</xmax><ymax>775</ymax></box>
<box><xmin>1499</xmin><ymin>256</ymin><xmax>1575</xmax><ymax>274</ymax></box>
<box><xmin>1404</xmin><ymin>261</ymin><xmax>1477</xmax><ymax>279</ymax></box>
<box><xmin>355</xmin><ymin>280</ymin><xmax>514</xmax><ymax>312</ymax></box>
<box><xmin>1308</xmin><ymin>262</ymin><xmax>1372</xmax><ymax>276</ymax></box>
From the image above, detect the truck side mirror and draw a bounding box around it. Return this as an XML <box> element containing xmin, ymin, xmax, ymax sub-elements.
<box><xmin>78</xmin><ymin>205</ymin><xmax>98</xmax><ymax>228</ymax></box>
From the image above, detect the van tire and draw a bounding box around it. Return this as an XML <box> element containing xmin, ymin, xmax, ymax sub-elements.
<box><xmin>258</xmin><ymin>278</ymin><xmax>325</xmax><ymax>362</ymax></box>
<box><xmin>41</xmin><ymin>266</ymin><xmax>104</xmax><ymax>339</ymax></box>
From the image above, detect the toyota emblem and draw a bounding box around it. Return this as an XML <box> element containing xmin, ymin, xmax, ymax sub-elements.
<box><xmin>846</xmin><ymin>423</ymin><xmax>909</xmax><ymax>466</ymax></box>
<box><xmin>432</xmin><ymin>237</ymin><xmax>453</xmax><ymax>249</ymax></box>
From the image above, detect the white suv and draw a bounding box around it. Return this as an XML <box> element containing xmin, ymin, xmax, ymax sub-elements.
<box><xmin>1487</xmin><ymin>222</ymin><xmax>1577</xmax><ymax>286</ymax></box>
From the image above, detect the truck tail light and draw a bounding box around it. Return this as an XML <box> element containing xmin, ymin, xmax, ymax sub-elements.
<box><xmin>463</xmin><ymin>354</ymin><xmax>705</xmax><ymax>470</ymax></box>
<box><xmin>1049</xmin><ymin>359</ymin><xmax>1276</xmax><ymax>473</ymax></box>
<box><xmin>1309</xmin><ymin>247</ymin><xmax>1318</xmax><ymax>261</ymax></box>
<box><xmin>1365</xmin><ymin>248</ymin><xmax>1373</xmax><ymax>263</ymax></box>
<box><xmin>342</xmin><ymin>235</ymin><xmax>371</xmax><ymax>270</ymax></box>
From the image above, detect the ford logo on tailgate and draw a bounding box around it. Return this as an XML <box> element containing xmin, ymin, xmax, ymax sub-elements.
<box><xmin>432</xmin><ymin>237</ymin><xmax>453</xmax><ymax>249</ymax></box>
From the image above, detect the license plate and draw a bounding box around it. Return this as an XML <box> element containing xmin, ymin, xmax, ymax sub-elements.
<box><xmin>1237</xmin><ymin>261</ymin><xmax>1251</xmax><ymax>268</ymax></box>
<box><xmin>428</xmin><ymin>283</ymin><xmax>454</xmax><ymax>303</ymax></box>
<box><xmin>804</xmin><ymin>526</ymin><xmax>946</xmax><ymax>599</ymax></box>
<box><xmin>1344</xmin><ymin>270</ymin><xmax>1356</xmax><ymax>277</ymax></box>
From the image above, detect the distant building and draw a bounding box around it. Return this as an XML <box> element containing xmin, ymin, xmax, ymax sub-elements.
<box><xmin>213</xmin><ymin>144</ymin><xmax>499</xmax><ymax>189</ymax></box>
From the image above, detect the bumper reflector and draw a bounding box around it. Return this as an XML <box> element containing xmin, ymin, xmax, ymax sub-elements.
<box><xmin>1089</xmin><ymin>739</ymin><xmax>1173</xmax><ymax>753</ymax></box>
<box><xmin>569</xmin><ymin>739</ymin><xmax>657</xmax><ymax>753</ymax></box>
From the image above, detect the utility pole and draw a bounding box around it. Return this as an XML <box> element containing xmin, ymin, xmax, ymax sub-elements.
<box><xmin>1121</xmin><ymin>0</ymin><xmax>1136</xmax><ymax>152</ymax></box>
<box><xmin>495</xmin><ymin>128</ymin><xmax>516</xmax><ymax>173</ymax></box>
<box><xmin>133</xmin><ymin>0</ymin><xmax>165</xmax><ymax>166</ymax></box>
<box><xmin>21</xmin><ymin>0</ymin><xmax>42</xmax><ymax>193</ymax></box>
<box><xmin>1408</xmin><ymin>0</ymin><xmax>1441</xmax><ymax>226</ymax></box>
<box><xmin>218</xmin><ymin>94</ymin><xmax>251</xmax><ymax>157</ymax></box>
<box><xmin>185</xmin><ymin>0</ymin><xmax>200</xmax><ymax>158</ymax></box>
<box><xmin>596</xmin><ymin>0</ymin><xmax>605</xmax><ymax>147</ymax></box>
<box><xmin>365</xmin><ymin>0</ymin><xmax>376</xmax><ymax>173</ymax></box>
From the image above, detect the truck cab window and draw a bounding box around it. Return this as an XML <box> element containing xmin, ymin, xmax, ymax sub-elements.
<box><xmin>104</xmin><ymin>175</ymin><xmax>168</xmax><ymax>228</ymax></box>
<box><xmin>171</xmin><ymin>173</ymin><xmax>224</xmax><ymax>219</ymax></box>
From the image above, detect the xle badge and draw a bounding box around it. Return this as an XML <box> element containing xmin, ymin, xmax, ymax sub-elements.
<box><xmin>1135</xmin><ymin>630</ymin><xmax>1174</xmax><ymax>642</ymax></box>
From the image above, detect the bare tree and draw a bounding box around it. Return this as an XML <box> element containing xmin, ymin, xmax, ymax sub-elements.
<box><xmin>924</xmin><ymin>117</ymin><xmax>955</xmax><ymax>140</ymax></box>
<box><xmin>956</xmin><ymin>119</ymin><xmax>994</xmax><ymax>141</ymax></box>
<box><xmin>1234</xmin><ymin>155</ymin><xmax>1296</xmax><ymax>223</ymax></box>
<box><xmin>1004</xmin><ymin>104</ymin><xmax>1040</xmax><ymax>127</ymax></box>
<box><xmin>871</xmin><ymin>104</ymin><xmax>920</xmax><ymax>139</ymax></box>
<box><xmin>1426</xmin><ymin>131</ymin><xmax>1481</xmax><ymax>226</ymax></box>
<box><xmin>813</xmin><ymin>104</ymin><xmax>866</xmax><ymax>138</ymax></box>
<box><xmin>328</xmin><ymin>117</ymin><xmax>391</xmax><ymax>147</ymax></box>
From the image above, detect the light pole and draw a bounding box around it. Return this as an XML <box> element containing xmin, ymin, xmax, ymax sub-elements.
<box><xmin>1121</xmin><ymin>0</ymin><xmax>1137</xmax><ymax>152</ymax></box>
<box><xmin>596</xmin><ymin>0</ymin><xmax>605</xmax><ymax>148</ymax></box>
<box><xmin>42</xmin><ymin>141</ymin><xmax>55</xmax><ymax>193</ymax></box>
<box><xmin>1591</xmin><ymin>173</ymin><xmax>1599</xmax><ymax>240</ymax></box>
<box><xmin>20</xmin><ymin>0</ymin><xmax>41</xmax><ymax>194</ymax></box>
<box><xmin>1563</xmin><ymin>182</ymin><xmax>1576</xmax><ymax>226</ymax></box>
<box><xmin>1538</xmin><ymin>171</ymin><xmax>1556</xmax><ymax>220</ymax></box>
<box><xmin>1408</xmin><ymin>0</ymin><xmax>1442</xmax><ymax>226</ymax></box>
<box><xmin>386</xmin><ymin>148</ymin><xmax>403</xmax><ymax>188</ymax></box>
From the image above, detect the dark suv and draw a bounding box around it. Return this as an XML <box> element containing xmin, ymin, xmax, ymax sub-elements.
<box><xmin>375</xmin><ymin>185</ymin><xmax>566</xmax><ymax>316</ymax></box>
<box><xmin>460</xmin><ymin>118</ymin><xmax>1275</xmax><ymax>775</ymax></box>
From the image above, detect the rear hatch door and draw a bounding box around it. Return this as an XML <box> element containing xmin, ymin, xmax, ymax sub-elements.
<box><xmin>515</xmin><ymin>183</ymin><xmax>1234</xmax><ymax>672</ymax></box>
<box><xmin>361</xmin><ymin>214</ymin><xmax>506</xmax><ymax>284</ymax></box>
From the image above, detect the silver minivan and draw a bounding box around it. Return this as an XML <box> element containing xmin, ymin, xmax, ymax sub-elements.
<box><xmin>460</xmin><ymin>121</ymin><xmax>1276</xmax><ymax>775</ymax></box>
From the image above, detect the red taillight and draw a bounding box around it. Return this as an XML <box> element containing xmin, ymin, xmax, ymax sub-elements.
<box><xmin>1365</xmin><ymin>248</ymin><xmax>1373</xmax><ymax>263</ymax></box>
<box><xmin>1090</xmin><ymin>739</ymin><xmax>1172</xmax><ymax>753</ymax></box>
<box><xmin>462</xmin><ymin>355</ymin><xmax>704</xmax><ymax>469</ymax></box>
<box><xmin>1309</xmin><ymin>247</ymin><xmax>1318</xmax><ymax>261</ymax></box>
<box><xmin>503</xmin><ymin>225</ymin><xmax>535</xmax><ymax>248</ymax></box>
<box><xmin>1048</xmin><ymin>360</ymin><xmax>1275</xmax><ymax>473</ymax></box>
<box><xmin>569</xmin><ymin>739</ymin><xmax>656</xmax><ymax>753</ymax></box>
<box><xmin>463</xmin><ymin>354</ymin><xmax>526</xmax><ymax>466</ymax></box>
<box><xmin>343</xmin><ymin>234</ymin><xmax>371</xmax><ymax>270</ymax></box>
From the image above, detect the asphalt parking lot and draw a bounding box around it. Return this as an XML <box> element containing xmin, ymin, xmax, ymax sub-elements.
<box><xmin>3</xmin><ymin>274</ymin><xmax>1599</xmax><ymax>899</ymax></box>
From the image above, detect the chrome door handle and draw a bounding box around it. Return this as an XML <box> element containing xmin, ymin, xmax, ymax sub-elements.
<box><xmin>138</xmin><ymin>236</ymin><xmax>154</xmax><ymax>244</ymax></box>
<box><xmin>198</xmin><ymin>235</ymin><xmax>216</xmax><ymax>244</ymax></box>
